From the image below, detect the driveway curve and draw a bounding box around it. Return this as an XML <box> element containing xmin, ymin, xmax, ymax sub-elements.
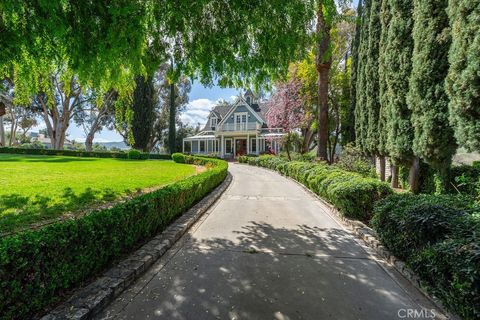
<box><xmin>96</xmin><ymin>163</ymin><xmax>445</xmax><ymax>320</ymax></box>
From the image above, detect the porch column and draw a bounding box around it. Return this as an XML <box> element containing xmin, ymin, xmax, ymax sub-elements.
<box><xmin>220</xmin><ymin>135</ymin><xmax>224</xmax><ymax>157</ymax></box>
<box><xmin>247</xmin><ymin>133</ymin><xmax>250</xmax><ymax>154</ymax></box>
<box><xmin>182</xmin><ymin>140</ymin><xmax>185</xmax><ymax>153</ymax></box>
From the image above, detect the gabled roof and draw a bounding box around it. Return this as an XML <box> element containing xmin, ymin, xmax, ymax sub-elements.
<box><xmin>217</xmin><ymin>96</ymin><xmax>265</xmax><ymax>127</ymax></box>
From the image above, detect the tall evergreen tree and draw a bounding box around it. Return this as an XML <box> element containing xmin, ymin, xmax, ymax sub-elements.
<box><xmin>408</xmin><ymin>0</ymin><xmax>456</xmax><ymax>173</ymax></box>
<box><xmin>365</xmin><ymin>0</ymin><xmax>383</xmax><ymax>177</ymax></box>
<box><xmin>131</xmin><ymin>76</ymin><xmax>155</xmax><ymax>152</ymax></box>
<box><xmin>446</xmin><ymin>0</ymin><xmax>480</xmax><ymax>151</ymax></box>
<box><xmin>349</xmin><ymin>0</ymin><xmax>363</xmax><ymax>144</ymax></box>
<box><xmin>383</xmin><ymin>0</ymin><xmax>415</xmax><ymax>190</ymax></box>
<box><xmin>354</xmin><ymin>0</ymin><xmax>371</xmax><ymax>153</ymax></box>
<box><xmin>378</xmin><ymin>0</ymin><xmax>391</xmax><ymax>182</ymax></box>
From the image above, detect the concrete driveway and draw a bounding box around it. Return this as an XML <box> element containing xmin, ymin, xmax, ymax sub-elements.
<box><xmin>96</xmin><ymin>163</ymin><xmax>444</xmax><ymax>320</ymax></box>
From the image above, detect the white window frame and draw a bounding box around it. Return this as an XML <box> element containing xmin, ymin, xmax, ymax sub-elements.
<box><xmin>210</xmin><ymin>116</ymin><xmax>218</xmax><ymax>130</ymax></box>
<box><xmin>200</xmin><ymin>140</ymin><xmax>205</xmax><ymax>152</ymax></box>
<box><xmin>225</xmin><ymin>138</ymin><xmax>233</xmax><ymax>154</ymax></box>
<box><xmin>250</xmin><ymin>138</ymin><xmax>257</xmax><ymax>153</ymax></box>
<box><xmin>234</xmin><ymin>112</ymin><xmax>248</xmax><ymax>131</ymax></box>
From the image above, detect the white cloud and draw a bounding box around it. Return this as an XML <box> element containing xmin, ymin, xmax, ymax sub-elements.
<box><xmin>181</xmin><ymin>98</ymin><xmax>217</xmax><ymax>125</ymax></box>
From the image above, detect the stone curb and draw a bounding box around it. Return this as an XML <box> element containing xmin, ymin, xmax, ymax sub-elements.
<box><xmin>41</xmin><ymin>172</ymin><xmax>232</xmax><ymax>320</ymax></box>
<box><xmin>238</xmin><ymin>163</ymin><xmax>457</xmax><ymax>320</ymax></box>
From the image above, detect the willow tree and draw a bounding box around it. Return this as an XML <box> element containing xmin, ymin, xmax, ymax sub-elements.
<box><xmin>354</xmin><ymin>0</ymin><xmax>371</xmax><ymax>153</ymax></box>
<box><xmin>446</xmin><ymin>0</ymin><xmax>480</xmax><ymax>152</ymax></box>
<box><xmin>365</xmin><ymin>0</ymin><xmax>383</xmax><ymax>179</ymax></box>
<box><xmin>383</xmin><ymin>0</ymin><xmax>415</xmax><ymax>191</ymax></box>
<box><xmin>408</xmin><ymin>0</ymin><xmax>456</xmax><ymax>174</ymax></box>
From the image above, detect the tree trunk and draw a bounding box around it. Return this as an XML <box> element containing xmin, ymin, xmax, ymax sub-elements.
<box><xmin>168</xmin><ymin>81</ymin><xmax>176</xmax><ymax>154</ymax></box>
<box><xmin>409</xmin><ymin>156</ymin><xmax>421</xmax><ymax>194</ymax></box>
<box><xmin>85</xmin><ymin>133</ymin><xmax>94</xmax><ymax>151</ymax></box>
<box><xmin>391</xmin><ymin>164</ymin><xmax>399</xmax><ymax>188</ymax></box>
<box><xmin>379</xmin><ymin>156</ymin><xmax>386</xmax><ymax>181</ymax></box>
<box><xmin>315</xmin><ymin>5</ymin><xmax>332</xmax><ymax>162</ymax></box>
<box><xmin>0</xmin><ymin>116</ymin><xmax>5</xmax><ymax>146</ymax></box>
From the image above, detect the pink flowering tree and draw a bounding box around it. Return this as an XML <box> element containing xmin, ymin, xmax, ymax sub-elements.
<box><xmin>266</xmin><ymin>79</ymin><xmax>309</xmax><ymax>160</ymax></box>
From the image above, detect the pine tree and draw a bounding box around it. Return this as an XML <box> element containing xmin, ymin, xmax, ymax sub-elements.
<box><xmin>365</xmin><ymin>0</ymin><xmax>382</xmax><ymax>175</ymax></box>
<box><xmin>349</xmin><ymin>0</ymin><xmax>363</xmax><ymax>144</ymax></box>
<box><xmin>383</xmin><ymin>0</ymin><xmax>415</xmax><ymax>189</ymax></box>
<box><xmin>378</xmin><ymin>0</ymin><xmax>392</xmax><ymax>182</ymax></box>
<box><xmin>354</xmin><ymin>0</ymin><xmax>371</xmax><ymax>153</ymax></box>
<box><xmin>446</xmin><ymin>0</ymin><xmax>480</xmax><ymax>151</ymax></box>
<box><xmin>408</xmin><ymin>0</ymin><xmax>456</xmax><ymax>173</ymax></box>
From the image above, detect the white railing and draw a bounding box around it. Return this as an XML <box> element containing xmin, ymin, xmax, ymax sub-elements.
<box><xmin>219</xmin><ymin>122</ymin><xmax>259</xmax><ymax>132</ymax></box>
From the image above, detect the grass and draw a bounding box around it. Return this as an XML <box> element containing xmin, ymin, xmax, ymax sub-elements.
<box><xmin>0</xmin><ymin>154</ymin><xmax>196</xmax><ymax>234</ymax></box>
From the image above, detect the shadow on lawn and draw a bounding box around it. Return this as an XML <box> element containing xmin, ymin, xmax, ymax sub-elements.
<box><xmin>0</xmin><ymin>187</ymin><xmax>122</xmax><ymax>234</ymax></box>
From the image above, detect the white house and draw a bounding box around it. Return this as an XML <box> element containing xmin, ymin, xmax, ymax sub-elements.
<box><xmin>183</xmin><ymin>90</ymin><xmax>284</xmax><ymax>158</ymax></box>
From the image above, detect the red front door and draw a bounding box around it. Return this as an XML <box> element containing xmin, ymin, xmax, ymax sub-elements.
<box><xmin>235</xmin><ymin>139</ymin><xmax>247</xmax><ymax>156</ymax></box>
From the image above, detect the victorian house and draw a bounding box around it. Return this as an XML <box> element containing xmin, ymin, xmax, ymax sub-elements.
<box><xmin>183</xmin><ymin>90</ymin><xmax>284</xmax><ymax>158</ymax></box>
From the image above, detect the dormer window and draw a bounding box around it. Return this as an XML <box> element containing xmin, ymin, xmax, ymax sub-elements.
<box><xmin>210</xmin><ymin>117</ymin><xmax>218</xmax><ymax>130</ymax></box>
<box><xmin>246</xmin><ymin>96</ymin><xmax>251</xmax><ymax>105</ymax></box>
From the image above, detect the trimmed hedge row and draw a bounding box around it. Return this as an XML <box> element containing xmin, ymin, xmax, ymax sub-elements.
<box><xmin>239</xmin><ymin>155</ymin><xmax>392</xmax><ymax>221</ymax></box>
<box><xmin>0</xmin><ymin>154</ymin><xmax>227</xmax><ymax>319</ymax></box>
<box><xmin>0</xmin><ymin>147</ymin><xmax>171</xmax><ymax>160</ymax></box>
<box><xmin>372</xmin><ymin>194</ymin><xmax>480</xmax><ymax>319</ymax></box>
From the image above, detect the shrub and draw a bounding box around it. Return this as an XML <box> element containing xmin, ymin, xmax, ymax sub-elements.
<box><xmin>127</xmin><ymin>149</ymin><xmax>143</xmax><ymax>159</ymax></box>
<box><xmin>372</xmin><ymin>194</ymin><xmax>480</xmax><ymax>319</ymax></box>
<box><xmin>240</xmin><ymin>155</ymin><xmax>392</xmax><ymax>221</ymax></box>
<box><xmin>336</xmin><ymin>144</ymin><xmax>377</xmax><ymax>178</ymax></box>
<box><xmin>0</xmin><ymin>155</ymin><xmax>227</xmax><ymax>319</ymax></box>
<box><xmin>172</xmin><ymin>152</ymin><xmax>186</xmax><ymax>163</ymax></box>
<box><xmin>0</xmin><ymin>147</ymin><xmax>172</xmax><ymax>160</ymax></box>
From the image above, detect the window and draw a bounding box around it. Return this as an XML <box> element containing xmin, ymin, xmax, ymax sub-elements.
<box><xmin>225</xmin><ymin>139</ymin><xmax>232</xmax><ymax>154</ymax></box>
<box><xmin>251</xmin><ymin>138</ymin><xmax>257</xmax><ymax>153</ymax></box>
<box><xmin>200</xmin><ymin>140</ymin><xmax>205</xmax><ymax>152</ymax></box>
<box><xmin>235</xmin><ymin>112</ymin><xmax>247</xmax><ymax>130</ymax></box>
<box><xmin>210</xmin><ymin>117</ymin><xmax>217</xmax><ymax>130</ymax></box>
<box><xmin>246</xmin><ymin>96</ymin><xmax>251</xmax><ymax>104</ymax></box>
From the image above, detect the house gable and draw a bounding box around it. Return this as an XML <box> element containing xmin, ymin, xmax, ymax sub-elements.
<box><xmin>217</xmin><ymin>97</ymin><xmax>265</xmax><ymax>127</ymax></box>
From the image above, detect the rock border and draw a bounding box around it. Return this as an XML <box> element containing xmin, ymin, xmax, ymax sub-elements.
<box><xmin>41</xmin><ymin>172</ymin><xmax>232</xmax><ymax>320</ymax></box>
<box><xmin>238</xmin><ymin>163</ymin><xmax>458</xmax><ymax>320</ymax></box>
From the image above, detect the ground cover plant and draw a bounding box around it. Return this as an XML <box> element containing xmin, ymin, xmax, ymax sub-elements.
<box><xmin>0</xmin><ymin>153</ymin><xmax>195</xmax><ymax>233</ymax></box>
<box><xmin>0</xmin><ymin>154</ymin><xmax>227</xmax><ymax>319</ymax></box>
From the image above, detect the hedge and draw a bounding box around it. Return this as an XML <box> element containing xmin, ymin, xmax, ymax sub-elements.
<box><xmin>0</xmin><ymin>154</ymin><xmax>227</xmax><ymax>319</ymax></box>
<box><xmin>0</xmin><ymin>147</ymin><xmax>171</xmax><ymax>160</ymax></box>
<box><xmin>239</xmin><ymin>155</ymin><xmax>392</xmax><ymax>221</ymax></box>
<box><xmin>372</xmin><ymin>194</ymin><xmax>480</xmax><ymax>319</ymax></box>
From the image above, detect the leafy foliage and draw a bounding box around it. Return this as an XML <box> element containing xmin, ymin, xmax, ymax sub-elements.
<box><xmin>408</xmin><ymin>0</ymin><xmax>456</xmax><ymax>170</ymax></box>
<box><xmin>372</xmin><ymin>193</ymin><xmax>480</xmax><ymax>319</ymax></box>
<box><xmin>445</xmin><ymin>0</ymin><xmax>480</xmax><ymax>152</ymax></box>
<box><xmin>336</xmin><ymin>144</ymin><xmax>377</xmax><ymax>178</ymax></box>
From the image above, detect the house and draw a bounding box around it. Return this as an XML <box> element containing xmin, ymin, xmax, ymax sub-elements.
<box><xmin>183</xmin><ymin>90</ymin><xmax>284</xmax><ymax>158</ymax></box>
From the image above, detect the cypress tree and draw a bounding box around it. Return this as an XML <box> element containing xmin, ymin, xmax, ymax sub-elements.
<box><xmin>378</xmin><ymin>0</ymin><xmax>391</xmax><ymax>182</ymax></box>
<box><xmin>446</xmin><ymin>0</ymin><xmax>480</xmax><ymax>151</ymax></box>
<box><xmin>365</xmin><ymin>0</ymin><xmax>382</xmax><ymax>177</ymax></box>
<box><xmin>131</xmin><ymin>76</ymin><xmax>155</xmax><ymax>152</ymax></box>
<box><xmin>354</xmin><ymin>0</ymin><xmax>371</xmax><ymax>153</ymax></box>
<box><xmin>408</xmin><ymin>0</ymin><xmax>456</xmax><ymax>173</ymax></box>
<box><xmin>383</xmin><ymin>0</ymin><xmax>415</xmax><ymax>190</ymax></box>
<box><xmin>349</xmin><ymin>0</ymin><xmax>363</xmax><ymax>144</ymax></box>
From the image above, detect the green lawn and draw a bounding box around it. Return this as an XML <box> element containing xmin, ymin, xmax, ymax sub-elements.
<box><xmin>0</xmin><ymin>154</ymin><xmax>196</xmax><ymax>233</ymax></box>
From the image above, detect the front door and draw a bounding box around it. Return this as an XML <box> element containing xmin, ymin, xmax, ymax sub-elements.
<box><xmin>235</xmin><ymin>139</ymin><xmax>247</xmax><ymax>156</ymax></box>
